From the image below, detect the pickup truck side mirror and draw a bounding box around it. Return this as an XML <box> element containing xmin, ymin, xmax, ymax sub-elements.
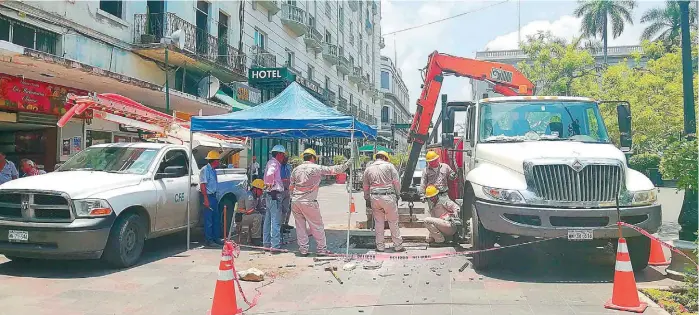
<box><xmin>155</xmin><ymin>166</ymin><xmax>187</xmax><ymax>179</ymax></box>
<box><xmin>616</xmin><ymin>103</ymin><xmax>632</xmax><ymax>152</ymax></box>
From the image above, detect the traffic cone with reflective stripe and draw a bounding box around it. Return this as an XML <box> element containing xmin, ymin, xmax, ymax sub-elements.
<box><xmin>648</xmin><ymin>238</ymin><xmax>670</xmax><ymax>266</ymax></box>
<box><xmin>604</xmin><ymin>238</ymin><xmax>648</xmax><ymax>313</ymax></box>
<box><xmin>209</xmin><ymin>241</ymin><xmax>241</xmax><ymax>315</ymax></box>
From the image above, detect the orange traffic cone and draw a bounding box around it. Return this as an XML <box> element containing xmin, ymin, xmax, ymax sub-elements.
<box><xmin>648</xmin><ymin>238</ymin><xmax>670</xmax><ymax>266</ymax></box>
<box><xmin>209</xmin><ymin>241</ymin><xmax>242</xmax><ymax>315</ymax></box>
<box><xmin>605</xmin><ymin>238</ymin><xmax>648</xmax><ymax>313</ymax></box>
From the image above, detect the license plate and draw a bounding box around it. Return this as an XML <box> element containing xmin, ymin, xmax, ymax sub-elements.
<box><xmin>8</xmin><ymin>230</ymin><xmax>28</xmax><ymax>242</ymax></box>
<box><xmin>568</xmin><ymin>229</ymin><xmax>593</xmax><ymax>240</ymax></box>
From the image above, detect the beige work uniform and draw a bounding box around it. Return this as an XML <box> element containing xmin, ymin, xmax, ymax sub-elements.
<box><xmin>362</xmin><ymin>159</ymin><xmax>403</xmax><ymax>251</ymax></box>
<box><xmin>424</xmin><ymin>197</ymin><xmax>459</xmax><ymax>243</ymax></box>
<box><xmin>290</xmin><ymin>160</ymin><xmax>351</xmax><ymax>254</ymax></box>
<box><xmin>237</xmin><ymin>191</ymin><xmax>264</xmax><ymax>239</ymax></box>
<box><xmin>421</xmin><ymin>163</ymin><xmax>457</xmax><ymax>210</ymax></box>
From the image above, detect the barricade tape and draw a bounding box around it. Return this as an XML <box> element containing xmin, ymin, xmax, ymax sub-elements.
<box><xmin>618</xmin><ymin>222</ymin><xmax>698</xmax><ymax>267</ymax></box>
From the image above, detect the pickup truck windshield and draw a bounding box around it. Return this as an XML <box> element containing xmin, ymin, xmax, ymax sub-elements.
<box><xmin>58</xmin><ymin>147</ymin><xmax>159</xmax><ymax>174</ymax></box>
<box><xmin>479</xmin><ymin>101</ymin><xmax>611</xmax><ymax>143</ymax></box>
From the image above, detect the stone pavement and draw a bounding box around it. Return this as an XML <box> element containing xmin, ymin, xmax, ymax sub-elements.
<box><xmin>0</xmin><ymin>184</ymin><xmax>684</xmax><ymax>315</ymax></box>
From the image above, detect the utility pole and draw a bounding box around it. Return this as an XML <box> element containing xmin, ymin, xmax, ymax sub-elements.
<box><xmin>165</xmin><ymin>46</ymin><xmax>170</xmax><ymax>113</ymax></box>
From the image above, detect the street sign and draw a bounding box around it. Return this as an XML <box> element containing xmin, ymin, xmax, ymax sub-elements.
<box><xmin>393</xmin><ymin>123</ymin><xmax>411</xmax><ymax>129</ymax></box>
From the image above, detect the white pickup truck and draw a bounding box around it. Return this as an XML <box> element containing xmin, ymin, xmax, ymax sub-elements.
<box><xmin>0</xmin><ymin>142</ymin><xmax>247</xmax><ymax>267</ymax></box>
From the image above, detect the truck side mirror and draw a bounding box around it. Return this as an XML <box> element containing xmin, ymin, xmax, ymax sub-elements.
<box><xmin>616</xmin><ymin>103</ymin><xmax>632</xmax><ymax>152</ymax></box>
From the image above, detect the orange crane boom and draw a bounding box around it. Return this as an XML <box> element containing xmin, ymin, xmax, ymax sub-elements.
<box><xmin>400</xmin><ymin>51</ymin><xmax>535</xmax><ymax>198</ymax></box>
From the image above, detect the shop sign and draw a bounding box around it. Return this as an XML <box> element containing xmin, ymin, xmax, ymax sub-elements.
<box><xmin>295</xmin><ymin>76</ymin><xmax>322</xmax><ymax>95</ymax></box>
<box><xmin>248</xmin><ymin>68</ymin><xmax>294</xmax><ymax>84</ymax></box>
<box><xmin>232</xmin><ymin>82</ymin><xmax>261</xmax><ymax>105</ymax></box>
<box><xmin>0</xmin><ymin>74</ymin><xmax>90</xmax><ymax>117</ymax></box>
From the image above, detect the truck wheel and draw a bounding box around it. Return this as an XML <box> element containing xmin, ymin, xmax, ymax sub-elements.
<box><xmin>625</xmin><ymin>236</ymin><xmax>650</xmax><ymax>271</ymax></box>
<box><xmin>102</xmin><ymin>213</ymin><xmax>145</xmax><ymax>268</ymax></box>
<box><xmin>220</xmin><ymin>198</ymin><xmax>236</xmax><ymax>238</ymax></box>
<box><xmin>471</xmin><ymin>202</ymin><xmax>496</xmax><ymax>271</ymax></box>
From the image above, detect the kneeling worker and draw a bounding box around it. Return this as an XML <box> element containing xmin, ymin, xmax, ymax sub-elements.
<box><xmin>236</xmin><ymin>179</ymin><xmax>266</xmax><ymax>246</ymax></box>
<box><xmin>423</xmin><ymin>185</ymin><xmax>460</xmax><ymax>244</ymax></box>
<box><xmin>290</xmin><ymin>148</ymin><xmax>351</xmax><ymax>256</ymax></box>
<box><xmin>363</xmin><ymin>151</ymin><xmax>404</xmax><ymax>252</ymax></box>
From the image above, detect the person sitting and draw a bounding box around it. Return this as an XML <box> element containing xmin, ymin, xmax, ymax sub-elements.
<box><xmin>236</xmin><ymin>179</ymin><xmax>265</xmax><ymax>246</ymax></box>
<box><xmin>510</xmin><ymin>112</ymin><xmax>531</xmax><ymax>135</ymax></box>
<box><xmin>20</xmin><ymin>159</ymin><xmax>46</xmax><ymax>177</ymax></box>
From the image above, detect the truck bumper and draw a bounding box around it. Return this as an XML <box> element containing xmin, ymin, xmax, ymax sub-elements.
<box><xmin>474</xmin><ymin>199</ymin><xmax>661</xmax><ymax>239</ymax></box>
<box><xmin>0</xmin><ymin>215</ymin><xmax>115</xmax><ymax>260</ymax></box>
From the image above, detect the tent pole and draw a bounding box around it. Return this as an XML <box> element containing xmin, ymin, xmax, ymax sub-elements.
<box><xmin>346</xmin><ymin>121</ymin><xmax>355</xmax><ymax>256</ymax></box>
<box><xmin>186</xmin><ymin>130</ymin><xmax>193</xmax><ymax>251</ymax></box>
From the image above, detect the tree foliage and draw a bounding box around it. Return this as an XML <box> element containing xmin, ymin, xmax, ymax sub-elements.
<box><xmin>660</xmin><ymin>139</ymin><xmax>698</xmax><ymax>191</ymax></box>
<box><xmin>574</xmin><ymin>0</ymin><xmax>636</xmax><ymax>61</ymax></box>
<box><xmin>641</xmin><ymin>0</ymin><xmax>697</xmax><ymax>48</ymax></box>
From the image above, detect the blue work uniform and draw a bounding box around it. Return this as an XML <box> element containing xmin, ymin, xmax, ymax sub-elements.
<box><xmin>200</xmin><ymin>163</ymin><xmax>221</xmax><ymax>243</ymax></box>
<box><xmin>0</xmin><ymin>161</ymin><xmax>18</xmax><ymax>185</ymax></box>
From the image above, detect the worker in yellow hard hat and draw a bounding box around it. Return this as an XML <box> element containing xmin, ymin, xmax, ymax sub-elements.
<box><xmin>235</xmin><ymin>179</ymin><xmax>265</xmax><ymax>246</ymax></box>
<box><xmin>200</xmin><ymin>150</ymin><xmax>223</xmax><ymax>247</ymax></box>
<box><xmin>374</xmin><ymin>150</ymin><xmax>390</xmax><ymax>160</ymax></box>
<box><xmin>363</xmin><ymin>149</ymin><xmax>403</xmax><ymax>252</ymax></box>
<box><xmin>421</xmin><ymin>150</ymin><xmax>457</xmax><ymax>212</ymax></box>
<box><xmin>423</xmin><ymin>185</ymin><xmax>460</xmax><ymax>245</ymax></box>
<box><xmin>289</xmin><ymin>147</ymin><xmax>352</xmax><ymax>256</ymax></box>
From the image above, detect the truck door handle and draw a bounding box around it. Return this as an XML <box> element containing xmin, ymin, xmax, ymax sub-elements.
<box><xmin>190</xmin><ymin>183</ymin><xmax>198</xmax><ymax>187</ymax></box>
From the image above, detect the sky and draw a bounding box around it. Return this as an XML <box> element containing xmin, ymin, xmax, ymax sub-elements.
<box><xmin>380</xmin><ymin>0</ymin><xmax>666</xmax><ymax>114</ymax></box>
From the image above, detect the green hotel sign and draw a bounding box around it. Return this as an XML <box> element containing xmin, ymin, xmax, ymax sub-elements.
<box><xmin>248</xmin><ymin>68</ymin><xmax>295</xmax><ymax>84</ymax></box>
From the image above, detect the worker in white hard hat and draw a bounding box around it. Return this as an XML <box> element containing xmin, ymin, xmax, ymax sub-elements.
<box><xmin>423</xmin><ymin>185</ymin><xmax>460</xmax><ymax>244</ymax></box>
<box><xmin>362</xmin><ymin>151</ymin><xmax>404</xmax><ymax>252</ymax></box>
<box><xmin>290</xmin><ymin>148</ymin><xmax>352</xmax><ymax>256</ymax></box>
<box><xmin>421</xmin><ymin>150</ymin><xmax>457</xmax><ymax>210</ymax></box>
<box><xmin>200</xmin><ymin>150</ymin><xmax>224</xmax><ymax>247</ymax></box>
<box><xmin>262</xmin><ymin>144</ymin><xmax>287</xmax><ymax>250</ymax></box>
<box><xmin>236</xmin><ymin>179</ymin><xmax>266</xmax><ymax>246</ymax></box>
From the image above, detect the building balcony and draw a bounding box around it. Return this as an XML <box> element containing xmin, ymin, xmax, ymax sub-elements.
<box><xmin>349</xmin><ymin>66</ymin><xmax>362</xmax><ymax>84</ymax></box>
<box><xmin>348</xmin><ymin>0</ymin><xmax>359</xmax><ymax>12</ymax></box>
<box><xmin>338</xmin><ymin>97</ymin><xmax>348</xmax><ymax>111</ymax></box>
<box><xmin>338</xmin><ymin>55</ymin><xmax>351</xmax><ymax>75</ymax></box>
<box><xmin>365</xmin><ymin>18</ymin><xmax>373</xmax><ymax>35</ymax></box>
<box><xmin>251</xmin><ymin>51</ymin><xmax>277</xmax><ymax>68</ymax></box>
<box><xmin>322</xmin><ymin>43</ymin><xmax>339</xmax><ymax>64</ymax></box>
<box><xmin>324</xmin><ymin>89</ymin><xmax>337</xmax><ymax>106</ymax></box>
<box><xmin>133</xmin><ymin>12</ymin><xmax>246</xmax><ymax>81</ymax></box>
<box><xmin>303</xmin><ymin>17</ymin><xmax>322</xmax><ymax>51</ymax></box>
<box><xmin>379</xmin><ymin>36</ymin><xmax>385</xmax><ymax>49</ymax></box>
<box><xmin>281</xmin><ymin>3</ymin><xmax>308</xmax><ymax>36</ymax></box>
<box><xmin>257</xmin><ymin>0</ymin><xmax>281</xmax><ymax>15</ymax></box>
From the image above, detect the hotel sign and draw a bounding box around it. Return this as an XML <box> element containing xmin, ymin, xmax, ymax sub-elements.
<box><xmin>248</xmin><ymin>68</ymin><xmax>294</xmax><ymax>84</ymax></box>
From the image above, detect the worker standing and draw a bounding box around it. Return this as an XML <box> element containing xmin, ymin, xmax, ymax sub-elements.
<box><xmin>200</xmin><ymin>151</ymin><xmax>223</xmax><ymax>247</ymax></box>
<box><xmin>280</xmin><ymin>156</ymin><xmax>293</xmax><ymax>233</ymax></box>
<box><xmin>290</xmin><ymin>148</ymin><xmax>351</xmax><ymax>256</ymax></box>
<box><xmin>420</xmin><ymin>150</ymin><xmax>457</xmax><ymax>210</ymax></box>
<box><xmin>263</xmin><ymin>145</ymin><xmax>286</xmax><ymax>250</ymax></box>
<box><xmin>423</xmin><ymin>185</ymin><xmax>460</xmax><ymax>244</ymax></box>
<box><xmin>362</xmin><ymin>151</ymin><xmax>403</xmax><ymax>252</ymax></box>
<box><xmin>236</xmin><ymin>179</ymin><xmax>265</xmax><ymax>246</ymax></box>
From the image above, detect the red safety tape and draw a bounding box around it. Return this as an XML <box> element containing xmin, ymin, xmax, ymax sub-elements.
<box><xmin>618</xmin><ymin>222</ymin><xmax>698</xmax><ymax>267</ymax></box>
<box><xmin>229</xmin><ymin>242</ymin><xmax>263</xmax><ymax>312</ymax></box>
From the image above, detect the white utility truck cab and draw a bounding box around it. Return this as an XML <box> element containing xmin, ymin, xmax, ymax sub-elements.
<box><xmin>451</xmin><ymin>96</ymin><xmax>660</xmax><ymax>270</ymax></box>
<box><xmin>0</xmin><ymin>142</ymin><xmax>247</xmax><ymax>268</ymax></box>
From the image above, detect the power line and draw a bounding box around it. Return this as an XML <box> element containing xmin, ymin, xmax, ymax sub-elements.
<box><xmin>382</xmin><ymin>0</ymin><xmax>511</xmax><ymax>36</ymax></box>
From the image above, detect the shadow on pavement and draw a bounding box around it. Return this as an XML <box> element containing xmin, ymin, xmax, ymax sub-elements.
<box><xmin>0</xmin><ymin>231</ymin><xmax>192</xmax><ymax>279</ymax></box>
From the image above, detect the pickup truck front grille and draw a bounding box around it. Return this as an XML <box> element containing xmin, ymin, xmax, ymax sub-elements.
<box><xmin>0</xmin><ymin>192</ymin><xmax>72</xmax><ymax>222</ymax></box>
<box><xmin>529</xmin><ymin>164</ymin><xmax>623</xmax><ymax>202</ymax></box>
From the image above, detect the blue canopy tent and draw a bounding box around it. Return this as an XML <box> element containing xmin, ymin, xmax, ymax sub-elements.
<box><xmin>186</xmin><ymin>82</ymin><xmax>377</xmax><ymax>253</ymax></box>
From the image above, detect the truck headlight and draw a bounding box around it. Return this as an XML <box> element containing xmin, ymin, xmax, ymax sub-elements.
<box><xmin>631</xmin><ymin>190</ymin><xmax>657</xmax><ymax>206</ymax></box>
<box><xmin>482</xmin><ymin>186</ymin><xmax>525</xmax><ymax>204</ymax></box>
<box><xmin>73</xmin><ymin>199</ymin><xmax>113</xmax><ymax>218</ymax></box>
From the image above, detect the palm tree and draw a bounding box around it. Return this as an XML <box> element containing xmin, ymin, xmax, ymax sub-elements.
<box><xmin>574</xmin><ymin>0</ymin><xmax>636</xmax><ymax>65</ymax></box>
<box><xmin>641</xmin><ymin>0</ymin><xmax>697</xmax><ymax>47</ymax></box>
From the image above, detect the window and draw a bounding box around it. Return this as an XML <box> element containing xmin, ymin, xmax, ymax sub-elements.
<box><xmin>285</xmin><ymin>49</ymin><xmax>295</xmax><ymax>68</ymax></box>
<box><xmin>58</xmin><ymin>147</ymin><xmax>158</xmax><ymax>175</ymax></box>
<box><xmin>338</xmin><ymin>7</ymin><xmax>344</xmax><ymax>29</ymax></box>
<box><xmin>349</xmin><ymin>56</ymin><xmax>355</xmax><ymax>68</ymax></box>
<box><xmin>338</xmin><ymin>85</ymin><xmax>343</xmax><ymax>99</ymax></box>
<box><xmin>99</xmin><ymin>0</ymin><xmax>123</xmax><ymax>18</ymax></box>
<box><xmin>380</xmin><ymin>71</ymin><xmax>390</xmax><ymax>89</ymax></box>
<box><xmin>325</xmin><ymin>30</ymin><xmax>332</xmax><ymax>44</ymax></box>
<box><xmin>157</xmin><ymin>150</ymin><xmax>190</xmax><ymax>175</ymax></box>
<box><xmin>324</xmin><ymin>76</ymin><xmax>330</xmax><ymax>90</ymax></box>
<box><xmin>0</xmin><ymin>17</ymin><xmax>58</xmax><ymax>55</ymax></box>
<box><xmin>325</xmin><ymin>2</ymin><xmax>332</xmax><ymax>17</ymax></box>
<box><xmin>308</xmin><ymin>65</ymin><xmax>314</xmax><ymax>82</ymax></box>
<box><xmin>254</xmin><ymin>29</ymin><xmax>267</xmax><ymax>50</ymax></box>
<box><xmin>381</xmin><ymin>106</ymin><xmax>390</xmax><ymax>123</ymax></box>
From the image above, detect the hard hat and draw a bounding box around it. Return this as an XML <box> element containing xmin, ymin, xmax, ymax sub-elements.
<box><xmin>374</xmin><ymin>150</ymin><xmax>389</xmax><ymax>159</ymax></box>
<box><xmin>251</xmin><ymin>179</ymin><xmax>265</xmax><ymax>190</ymax></box>
<box><xmin>205</xmin><ymin>150</ymin><xmax>221</xmax><ymax>160</ymax></box>
<box><xmin>425</xmin><ymin>185</ymin><xmax>440</xmax><ymax>198</ymax></box>
<box><xmin>302</xmin><ymin>148</ymin><xmax>317</xmax><ymax>158</ymax></box>
<box><xmin>550</xmin><ymin>115</ymin><xmax>561</xmax><ymax>123</ymax></box>
<box><xmin>425</xmin><ymin>150</ymin><xmax>439</xmax><ymax>162</ymax></box>
<box><xmin>271</xmin><ymin>144</ymin><xmax>286</xmax><ymax>154</ymax></box>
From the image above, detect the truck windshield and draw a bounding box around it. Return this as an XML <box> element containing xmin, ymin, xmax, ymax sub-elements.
<box><xmin>57</xmin><ymin>147</ymin><xmax>159</xmax><ymax>175</ymax></box>
<box><xmin>478</xmin><ymin>101</ymin><xmax>611</xmax><ymax>143</ymax></box>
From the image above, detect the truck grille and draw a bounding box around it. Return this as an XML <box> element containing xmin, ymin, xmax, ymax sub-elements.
<box><xmin>529</xmin><ymin>164</ymin><xmax>622</xmax><ymax>202</ymax></box>
<box><xmin>0</xmin><ymin>192</ymin><xmax>72</xmax><ymax>222</ymax></box>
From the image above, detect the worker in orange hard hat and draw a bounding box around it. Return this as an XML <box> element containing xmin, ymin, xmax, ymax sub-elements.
<box><xmin>423</xmin><ymin>185</ymin><xmax>460</xmax><ymax>245</ymax></box>
<box><xmin>421</xmin><ymin>150</ymin><xmax>457</xmax><ymax>209</ymax></box>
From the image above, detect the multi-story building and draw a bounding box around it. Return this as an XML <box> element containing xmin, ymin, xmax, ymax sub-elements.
<box><xmin>472</xmin><ymin>45</ymin><xmax>645</xmax><ymax>99</ymax></box>
<box><xmin>379</xmin><ymin>56</ymin><xmax>410</xmax><ymax>152</ymax></box>
<box><xmin>0</xmin><ymin>0</ymin><xmax>382</xmax><ymax>169</ymax></box>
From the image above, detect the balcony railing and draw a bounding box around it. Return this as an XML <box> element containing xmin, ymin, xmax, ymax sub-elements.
<box><xmin>349</xmin><ymin>66</ymin><xmax>362</xmax><ymax>83</ymax></box>
<box><xmin>217</xmin><ymin>40</ymin><xmax>248</xmax><ymax>75</ymax></box>
<box><xmin>338</xmin><ymin>97</ymin><xmax>348</xmax><ymax>111</ymax></box>
<box><xmin>251</xmin><ymin>51</ymin><xmax>277</xmax><ymax>68</ymax></box>
<box><xmin>322</xmin><ymin>43</ymin><xmax>339</xmax><ymax>63</ymax></box>
<box><xmin>359</xmin><ymin>109</ymin><xmax>366</xmax><ymax>121</ymax></box>
<box><xmin>281</xmin><ymin>3</ymin><xmax>308</xmax><ymax>36</ymax></box>
<box><xmin>349</xmin><ymin>33</ymin><xmax>355</xmax><ymax>46</ymax></box>
<box><xmin>338</xmin><ymin>55</ymin><xmax>350</xmax><ymax>74</ymax></box>
<box><xmin>350</xmin><ymin>105</ymin><xmax>358</xmax><ymax>116</ymax></box>
<box><xmin>304</xmin><ymin>17</ymin><xmax>322</xmax><ymax>51</ymax></box>
<box><xmin>324</xmin><ymin>89</ymin><xmax>336</xmax><ymax>106</ymax></box>
<box><xmin>348</xmin><ymin>0</ymin><xmax>358</xmax><ymax>12</ymax></box>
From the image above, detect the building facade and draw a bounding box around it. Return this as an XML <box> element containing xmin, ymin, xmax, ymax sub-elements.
<box><xmin>0</xmin><ymin>0</ymin><xmax>383</xmax><ymax>169</ymax></box>
<box><xmin>379</xmin><ymin>56</ymin><xmax>410</xmax><ymax>152</ymax></box>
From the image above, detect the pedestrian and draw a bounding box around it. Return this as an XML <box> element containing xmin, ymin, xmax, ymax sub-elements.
<box><xmin>423</xmin><ymin>185</ymin><xmax>460</xmax><ymax>244</ymax></box>
<box><xmin>248</xmin><ymin>155</ymin><xmax>260</xmax><ymax>181</ymax></box>
<box><xmin>290</xmin><ymin>148</ymin><xmax>351</xmax><ymax>256</ymax></box>
<box><xmin>262</xmin><ymin>145</ymin><xmax>286</xmax><ymax>250</ymax></box>
<box><xmin>420</xmin><ymin>150</ymin><xmax>457</xmax><ymax>211</ymax></box>
<box><xmin>236</xmin><ymin>179</ymin><xmax>265</xmax><ymax>246</ymax></box>
<box><xmin>0</xmin><ymin>152</ymin><xmax>18</xmax><ymax>185</ymax></box>
<box><xmin>362</xmin><ymin>151</ymin><xmax>403</xmax><ymax>252</ymax></box>
<box><xmin>19</xmin><ymin>159</ymin><xmax>46</xmax><ymax>177</ymax></box>
<box><xmin>200</xmin><ymin>150</ymin><xmax>224</xmax><ymax>247</ymax></box>
<box><xmin>280</xmin><ymin>155</ymin><xmax>293</xmax><ymax>233</ymax></box>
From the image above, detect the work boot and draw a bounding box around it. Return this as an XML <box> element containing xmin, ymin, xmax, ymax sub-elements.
<box><xmin>251</xmin><ymin>238</ymin><xmax>263</xmax><ymax>246</ymax></box>
<box><xmin>204</xmin><ymin>240</ymin><xmax>217</xmax><ymax>248</ymax></box>
<box><xmin>316</xmin><ymin>250</ymin><xmax>331</xmax><ymax>257</ymax></box>
<box><xmin>299</xmin><ymin>252</ymin><xmax>309</xmax><ymax>257</ymax></box>
<box><xmin>393</xmin><ymin>246</ymin><xmax>406</xmax><ymax>252</ymax></box>
<box><xmin>213</xmin><ymin>239</ymin><xmax>225</xmax><ymax>246</ymax></box>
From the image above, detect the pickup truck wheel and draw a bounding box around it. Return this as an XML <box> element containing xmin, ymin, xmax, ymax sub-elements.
<box><xmin>471</xmin><ymin>202</ymin><xmax>496</xmax><ymax>271</ymax></box>
<box><xmin>102</xmin><ymin>213</ymin><xmax>145</xmax><ymax>268</ymax></box>
<box><xmin>625</xmin><ymin>236</ymin><xmax>651</xmax><ymax>271</ymax></box>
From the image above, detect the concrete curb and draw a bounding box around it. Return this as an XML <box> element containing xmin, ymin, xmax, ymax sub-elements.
<box><xmin>638</xmin><ymin>290</ymin><xmax>673</xmax><ymax>315</ymax></box>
